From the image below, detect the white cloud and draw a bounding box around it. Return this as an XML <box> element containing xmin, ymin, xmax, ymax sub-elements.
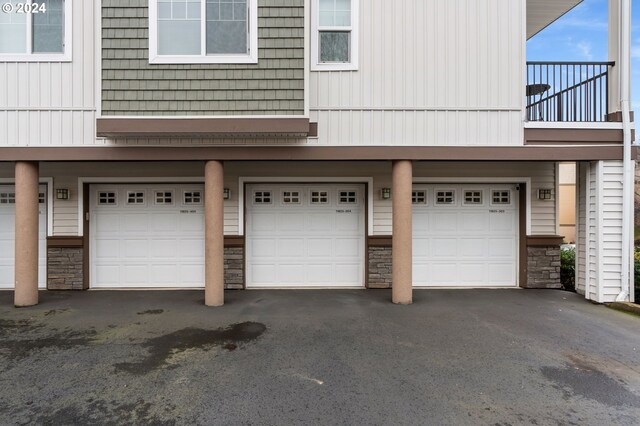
<box><xmin>576</xmin><ymin>41</ymin><xmax>594</xmax><ymax>60</ymax></box>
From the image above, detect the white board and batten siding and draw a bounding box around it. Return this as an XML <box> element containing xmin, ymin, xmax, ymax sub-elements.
<box><xmin>575</xmin><ymin>163</ymin><xmax>587</xmax><ymax>295</ymax></box>
<box><xmin>0</xmin><ymin>1</ymin><xmax>96</xmax><ymax>147</ymax></box>
<box><xmin>578</xmin><ymin>161</ymin><xmax>625</xmax><ymax>303</ymax></box>
<box><xmin>310</xmin><ymin>0</ymin><xmax>525</xmax><ymax>146</ymax></box>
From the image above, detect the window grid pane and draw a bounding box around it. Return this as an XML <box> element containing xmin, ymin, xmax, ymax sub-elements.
<box><xmin>0</xmin><ymin>0</ymin><xmax>27</xmax><ymax>54</ymax></box>
<box><xmin>206</xmin><ymin>0</ymin><xmax>248</xmax><ymax>54</ymax></box>
<box><xmin>319</xmin><ymin>0</ymin><xmax>351</xmax><ymax>27</ymax></box>
<box><xmin>33</xmin><ymin>0</ymin><xmax>65</xmax><ymax>53</ymax></box>
<box><xmin>158</xmin><ymin>0</ymin><xmax>202</xmax><ymax>55</ymax></box>
<box><xmin>320</xmin><ymin>31</ymin><xmax>350</xmax><ymax>63</ymax></box>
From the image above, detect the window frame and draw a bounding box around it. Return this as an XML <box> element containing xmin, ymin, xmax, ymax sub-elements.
<box><xmin>0</xmin><ymin>0</ymin><xmax>72</xmax><ymax>62</ymax></box>
<box><xmin>311</xmin><ymin>0</ymin><xmax>359</xmax><ymax>71</ymax></box>
<box><xmin>148</xmin><ymin>0</ymin><xmax>258</xmax><ymax>64</ymax></box>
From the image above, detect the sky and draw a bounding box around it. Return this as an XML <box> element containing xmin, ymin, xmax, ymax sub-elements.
<box><xmin>526</xmin><ymin>0</ymin><xmax>640</xmax><ymax>117</ymax></box>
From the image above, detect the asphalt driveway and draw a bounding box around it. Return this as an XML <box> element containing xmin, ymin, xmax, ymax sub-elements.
<box><xmin>1</xmin><ymin>289</ymin><xmax>639</xmax><ymax>425</ymax></box>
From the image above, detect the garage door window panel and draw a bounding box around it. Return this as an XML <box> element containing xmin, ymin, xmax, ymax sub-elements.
<box><xmin>253</xmin><ymin>190</ymin><xmax>272</xmax><ymax>205</ymax></box>
<box><xmin>155</xmin><ymin>191</ymin><xmax>174</xmax><ymax>205</ymax></box>
<box><xmin>435</xmin><ymin>190</ymin><xmax>456</xmax><ymax>205</ymax></box>
<box><xmin>98</xmin><ymin>191</ymin><xmax>117</xmax><ymax>206</ymax></box>
<box><xmin>491</xmin><ymin>190</ymin><xmax>511</xmax><ymax>205</ymax></box>
<box><xmin>183</xmin><ymin>190</ymin><xmax>202</xmax><ymax>205</ymax></box>
<box><xmin>282</xmin><ymin>191</ymin><xmax>301</xmax><ymax>205</ymax></box>
<box><xmin>0</xmin><ymin>192</ymin><xmax>16</xmax><ymax>204</ymax></box>
<box><xmin>338</xmin><ymin>190</ymin><xmax>357</xmax><ymax>204</ymax></box>
<box><xmin>412</xmin><ymin>190</ymin><xmax>427</xmax><ymax>205</ymax></box>
<box><xmin>310</xmin><ymin>190</ymin><xmax>329</xmax><ymax>204</ymax></box>
<box><xmin>126</xmin><ymin>191</ymin><xmax>146</xmax><ymax>205</ymax></box>
<box><xmin>463</xmin><ymin>190</ymin><xmax>483</xmax><ymax>206</ymax></box>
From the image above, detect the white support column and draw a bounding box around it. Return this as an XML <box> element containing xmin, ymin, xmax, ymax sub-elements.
<box><xmin>14</xmin><ymin>161</ymin><xmax>40</xmax><ymax>307</ymax></box>
<box><xmin>205</xmin><ymin>160</ymin><xmax>225</xmax><ymax>307</ymax></box>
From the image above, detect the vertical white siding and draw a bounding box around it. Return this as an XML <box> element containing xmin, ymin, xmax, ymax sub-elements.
<box><xmin>587</xmin><ymin>162</ymin><xmax>599</xmax><ymax>300</ymax></box>
<box><xmin>600</xmin><ymin>160</ymin><xmax>624</xmax><ymax>302</ymax></box>
<box><xmin>310</xmin><ymin>0</ymin><xmax>525</xmax><ymax>146</ymax></box>
<box><xmin>580</xmin><ymin>160</ymin><xmax>625</xmax><ymax>303</ymax></box>
<box><xmin>0</xmin><ymin>1</ymin><xmax>96</xmax><ymax>146</ymax></box>
<box><xmin>575</xmin><ymin>162</ymin><xmax>587</xmax><ymax>295</ymax></box>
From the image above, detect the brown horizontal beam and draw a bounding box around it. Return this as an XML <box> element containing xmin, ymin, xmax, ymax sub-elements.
<box><xmin>367</xmin><ymin>235</ymin><xmax>392</xmax><ymax>247</ymax></box>
<box><xmin>524</xmin><ymin>128</ymin><xmax>623</xmax><ymax>145</ymax></box>
<box><xmin>224</xmin><ymin>235</ymin><xmax>245</xmax><ymax>248</ymax></box>
<box><xmin>96</xmin><ymin>117</ymin><xmax>310</xmax><ymax>138</ymax></box>
<box><xmin>47</xmin><ymin>236</ymin><xmax>84</xmax><ymax>248</ymax></box>
<box><xmin>0</xmin><ymin>145</ymin><xmax>628</xmax><ymax>162</ymax></box>
<box><xmin>526</xmin><ymin>236</ymin><xmax>565</xmax><ymax>247</ymax></box>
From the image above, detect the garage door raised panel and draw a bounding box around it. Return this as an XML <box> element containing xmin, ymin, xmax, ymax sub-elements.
<box><xmin>90</xmin><ymin>184</ymin><xmax>205</xmax><ymax>288</ymax></box>
<box><xmin>246</xmin><ymin>184</ymin><xmax>366</xmax><ymax>288</ymax></box>
<box><xmin>412</xmin><ymin>184</ymin><xmax>519</xmax><ymax>287</ymax></box>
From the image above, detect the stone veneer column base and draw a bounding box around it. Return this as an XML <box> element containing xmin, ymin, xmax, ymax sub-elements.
<box><xmin>224</xmin><ymin>247</ymin><xmax>244</xmax><ymax>289</ymax></box>
<box><xmin>525</xmin><ymin>246</ymin><xmax>561</xmax><ymax>289</ymax></box>
<box><xmin>368</xmin><ymin>246</ymin><xmax>393</xmax><ymax>289</ymax></box>
<box><xmin>47</xmin><ymin>247</ymin><xmax>84</xmax><ymax>290</ymax></box>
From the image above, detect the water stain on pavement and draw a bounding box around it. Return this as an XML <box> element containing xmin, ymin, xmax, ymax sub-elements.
<box><xmin>115</xmin><ymin>321</ymin><xmax>267</xmax><ymax>375</ymax></box>
<box><xmin>0</xmin><ymin>318</ymin><xmax>44</xmax><ymax>337</ymax></box>
<box><xmin>36</xmin><ymin>397</ymin><xmax>180</xmax><ymax>426</ymax></box>
<box><xmin>0</xmin><ymin>318</ymin><xmax>97</xmax><ymax>368</ymax></box>
<box><xmin>541</xmin><ymin>357</ymin><xmax>640</xmax><ymax>408</ymax></box>
<box><xmin>137</xmin><ymin>309</ymin><xmax>164</xmax><ymax>315</ymax></box>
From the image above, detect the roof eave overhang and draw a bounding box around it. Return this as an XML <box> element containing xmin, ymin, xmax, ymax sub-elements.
<box><xmin>527</xmin><ymin>0</ymin><xmax>583</xmax><ymax>40</ymax></box>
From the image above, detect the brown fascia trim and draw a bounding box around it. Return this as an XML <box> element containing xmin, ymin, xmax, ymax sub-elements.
<box><xmin>96</xmin><ymin>117</ymin><xmax>311</xmax><ymax>138</ymax></box>
<box><xmin>526</xmin><ymin>235</ymin><xmax>565</xmax><ymax>247</ymax></box>
<box><xmin>47</xmin><ymin>236</ymin><xmax>84</xmax><ymax>248</ymax></box>
<box><xmin>605</xmin><ymin>111</ymin><xmax>634</xmax><ymax>122</ymax></box>
<box><xmin>524</xmin><ymin>128</ymin><xmax>623</xmax><ymax>145</ymax></box>
<box><xmin>367</xmin><ymin>235</ymin><xmax>392</xmax><ymax>247</ymax></box>
<box><xmin>0</xmin><ymin>145</ymin><xmax>628</xmax><ymax>162</ymax></box>
<box><xmin>224</xmin><ymin>235</ymin><xmax>245</xmax><ymax>247</ymax></box>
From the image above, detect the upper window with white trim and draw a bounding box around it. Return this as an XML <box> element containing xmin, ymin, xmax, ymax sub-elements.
<box><xmin>0</xmin><ymin>0</ymin><xmax>71</xmax><ymax>62</ymax></box>
<box><xmin>312</xmin><ymin>0</ymin><xmax>358</xmax><ymax>71</ymax></box>
<box><xmin>149</xmin><ymin>0</ymin><xmax>258</xmax><ymax>64</ymax></box>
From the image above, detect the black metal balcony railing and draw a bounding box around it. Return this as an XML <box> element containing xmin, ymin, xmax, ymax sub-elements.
<box><xmin>526</xmin><ymin>61</ymin><xmax>615</xmax><ymax>122</ymax></box>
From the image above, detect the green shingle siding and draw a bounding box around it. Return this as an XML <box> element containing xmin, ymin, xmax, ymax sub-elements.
<box><xmin>102</xmin><ymin>0</ymin><xmax>305</xmax><ymax>116</ymax></box>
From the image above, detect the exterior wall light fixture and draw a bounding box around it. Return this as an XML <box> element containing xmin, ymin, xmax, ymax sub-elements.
<box><xmin>223</xmin><ymin>188</ymin><xmax>231</xmax><ymax>200</ymax></box>
<box><xmin>56</xmin><ymin>189</ymin><xmax>69</xmax><ymax>200</ymax></box>
<box><xmin>538</xmin><ymin>189</ymin><xmax>552</xmax><ymax>200</ymax></box>
<box><xmin>381</xmin><ymin>188</ymin><xmax>391</xmax><ymax>199</ymax></box>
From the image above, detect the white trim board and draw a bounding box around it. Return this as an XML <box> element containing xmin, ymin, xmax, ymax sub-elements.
<box><xmin>525</xmin><ymin>122</ymin><xmax>625</xmax><ymax>130</ymax></box>
<box><xmin>412</xmin><ymin>177</ymin><xmax>533</xmax><ymax>236</ymax></box>
<box><xmin>96</xmin><ymin>115</ymin><xmax>311</xmax><ymax>120</ymax></box>
<box><xmin>0</xmin><ymin>177</ymin><xmax>54</xmax><ymax>237</ymax></box>
<box><xmin>238</xmin><ymin>177</ymin><xmax>375</xmax><ymax>235</ymax></box>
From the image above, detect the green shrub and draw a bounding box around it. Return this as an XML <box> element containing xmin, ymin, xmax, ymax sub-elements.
<box><xmin>560</xmin><ymin>247</ymin><xmax>576</xmax><ymax>292</ymax></box>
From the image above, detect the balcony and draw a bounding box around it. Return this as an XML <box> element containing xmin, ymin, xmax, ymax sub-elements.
<box><xmin>526</xmin><ymin>61</ymin><xmax>615</xmax><ymax>123</ymax></box>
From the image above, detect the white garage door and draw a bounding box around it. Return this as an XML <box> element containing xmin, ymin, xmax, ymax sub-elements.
<box><xmin>246</xmin><ymin>184</ymin><xmax>365</xmax><ymax>288</ymax></box>
<box><xmin>0</xmin><ymin>185</ymin><xmax>47</xmax><ymax>289</ymax></box>
<box><xmin>90</xmin><ymin>184</ymin><xmax>205</xmax><ymax>288</ymax></box>
<box><xmin>413</xmin><ymin>184</ymin><xmax>519</xmax><ymax>287</ymax></box>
